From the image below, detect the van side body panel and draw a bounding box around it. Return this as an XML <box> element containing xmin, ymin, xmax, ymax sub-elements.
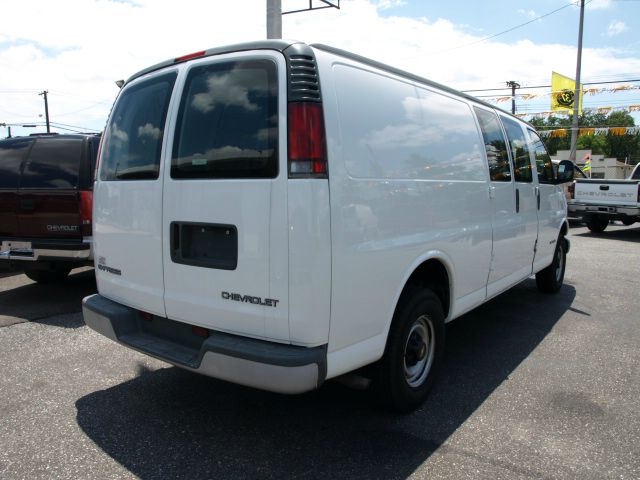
<box><xmin>315</xmin><ymin>49</ymin><xmax>494</xmax><ymax>374</ymax></box>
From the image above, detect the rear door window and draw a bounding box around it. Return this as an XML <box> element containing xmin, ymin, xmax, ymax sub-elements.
<box><xmin>171</xmin><ymin>59</ymin><xmax>278</xmax><ymax>179</ymax></box>
<box><xmin>501</xmin><ymin>117</ymin><xmax>533</xmax><ymax>183</ymax></box>
<box><xmin>100</xmin><ymin>72</ymin><xmax>177</xmax><ymax>181</ymax></box>
<box><xmin>528</xmin><ymin>130</ymin><xmax>554</xmax><ymax>183</ymax></box>
<box><xmin>0</xmin><ymin>139</ymin><xmax>32</xmax><ymax>189</ymax></box>
<box><xmin>21</xmin><ymin>137</ymin><xmax>83</xmax><ymax>189</ymax></box>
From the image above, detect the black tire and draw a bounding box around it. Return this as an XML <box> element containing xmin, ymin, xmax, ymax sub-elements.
<box><xmin>536</xmin><ymin>237</ymin><xmax>566</xmax><ymax>294</ymax></box>
<box><xmin>586</xmin><ymin>215</ymin><xmax>608</xmax><ymax>233</ymax></box>
<box><xmin>621</xmin><ymin>218</ymin><xmax>635</xmax><ymax>226</ymax></box>
<box><xmin>374</xmin><ymin>287</ymin><xmax>445</xmax><ymax>413</ymax></box>
<box><xmin>25</xmin><ymin>268</ymin><xmax>71</xmax><ymax>284</ymax></box>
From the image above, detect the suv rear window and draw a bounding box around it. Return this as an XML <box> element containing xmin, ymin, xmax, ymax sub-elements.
<box><xmin>100</xmin><ymin>72</ymin><xmax>177</xmax><ymax>181</ymax></box>
<box><xmin>0</xmin><ymin>138</ymin><xmax>32</xmax><ymax>189</ymax></box>
<box><xmin>171</xmin><ymin>59</ymin><xmax>278</xmax><ymax>179</ymax></box>
<box><xmin>21</xmin><ymin>137</ymin><xmax>83</xmax><ymax>189</ymax></box>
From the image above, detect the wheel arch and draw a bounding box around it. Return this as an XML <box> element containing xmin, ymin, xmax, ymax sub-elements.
<box><xmin>388</xmin><ymin>253</ymin><xmax>453</xmax><ymax>336</ymax></box>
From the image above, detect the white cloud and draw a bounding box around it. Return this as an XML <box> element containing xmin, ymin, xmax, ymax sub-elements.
<box><xmin>1</xmin><ymin>0</ymin><xmax>639</xmax><ymax>138</ymax></box>
<box><xmin>517</xmin><ymin>9</ymin><xmax>537</xmax><ymax>19</ymax></box>
<box><xmin>607</xmin><ymin>21</ymin><xmax>628</xmax><ymax>37</ymax></box>
<box><xmin>376</xmin><ymin>0</ymin><xmax>407</xmax><ymax>10</ymax></box>
<box><xmin>586</xmin><ymin>0</ymin><xmax>612</xmax><ymax>10</ymax></box>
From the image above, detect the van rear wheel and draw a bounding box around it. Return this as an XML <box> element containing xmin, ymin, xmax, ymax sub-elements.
<box><xmin>535</xmin><ymin>237</ymin><xmax>566</xmax><ymax>294</ymax></box>
<box><xmin>374</xmin><ymin>287</ymin><xmax>445</xmax><ymax>413</ymax></box>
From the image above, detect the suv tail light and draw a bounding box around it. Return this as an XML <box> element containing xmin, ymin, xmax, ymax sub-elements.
<box><xmin>94</xmin><ymin>135</ymin><xmax>104</xmax><ymax>182</ymax></box>
<box><xmin>569</xmin><ymin>182</ymin><xmax>575</xmax><ymax>200</ymax></box>
<box><xmin>79</xmin><ymin>190</ymin><xmax>93</xmax><ymax>236</ymax></box>
<box><xmin>288</xmin><ymin>102</ymin><xmax>327</xmax><ymax>177</ymax></box>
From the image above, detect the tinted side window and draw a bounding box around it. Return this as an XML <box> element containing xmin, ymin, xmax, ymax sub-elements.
<box><xmin>474</xmin><ymin>107</ymin><xmax>511</xmax><ymax>182</ymax></box>
<box><xmin>101</xmin><ymin>72</ymin><xmax>177</xmax><ymax>181</ymax></box>
<box><xmin>632</xmin><ymin>166</ymin><xmax>640</xmax><ymax>180</ymax></box>
<box><xmin>171</xmin><ymin>59</ymin><xmax>278</xmax><ymax>179</ymax></box>
<box><xmin>21</xmin><ymin>138</ymin><xmax>83</xmax><ymax>189</ymax></box>
<box><xmin>501</xmin><ymin>117</ymin><xmax>532</xmax><ymax>183</ymax></box>
<box><xmin>528</xmin><ymin>130</ymin><xmax>554</xmax><ymax>183</ymax></box>
<box><xmin>0</xmin><ymin>139</ymin><xmax>32</xmax><ymax>188</ymax></box>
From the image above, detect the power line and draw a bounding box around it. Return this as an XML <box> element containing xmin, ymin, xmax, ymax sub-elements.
<box><xmin>462</xmin><ymin>78</ymin><xmax>640</xmax><ymax>93</ymax></box>
<box><xmin>405</xmin><ymin>1</ymin><xmax>578</xmax><ymax>58</ymax></box>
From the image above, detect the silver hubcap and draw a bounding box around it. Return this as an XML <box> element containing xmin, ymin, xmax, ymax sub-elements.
<box><xmin>555</xmin><ymin>244</ymin><xmax>564</xmax><ymax>282</ymax></box>
<box><xmin>403</xmin><ymin>315</ymin><xmax>435</xmax><ymax>388</ymax></box>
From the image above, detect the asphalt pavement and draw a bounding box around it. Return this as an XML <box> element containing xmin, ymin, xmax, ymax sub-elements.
<box><xmin>0</xmin><ymin>224</ymin><xmax>639</xmax><ymax>479</ymax></box>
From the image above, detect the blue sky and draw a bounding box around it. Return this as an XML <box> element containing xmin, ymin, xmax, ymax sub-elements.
<box><xmin>382</xmin><ymin>0</ymin><xmax>640</xmax><ymax>57</ymax></box>
<box><xmin>1</xmin><ymin>0</ymin><xmax>639</xmax><ymax>138</ymax></box>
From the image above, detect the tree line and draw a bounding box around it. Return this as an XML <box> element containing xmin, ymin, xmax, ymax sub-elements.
<box><xmin>529</xmin><ymin>111</ymin><xmax>640</xmax><ymax>164</ymax></box>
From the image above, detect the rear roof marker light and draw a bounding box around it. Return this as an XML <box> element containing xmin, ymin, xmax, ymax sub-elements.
<box><xmin>174</xmin><ymin>51</ymin><xmax>206</xmax><ymax>63</ymax></box>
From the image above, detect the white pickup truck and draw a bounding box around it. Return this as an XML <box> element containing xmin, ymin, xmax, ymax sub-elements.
<box><xmin>573</xmin><ymin>163</ymin><xmax>640</xmax><ymax>232</ymax></box>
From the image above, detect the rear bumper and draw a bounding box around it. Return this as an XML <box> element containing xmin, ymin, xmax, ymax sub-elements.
<box><xmin>82</xmin><ymin>294</ymin><xmax>327</xmax><ymax>394</ymax></box>
<box><xmin>571</xmin><ymin>203</ymin><xmax>640</xmax><ymax>217</ymax></box>
<box><xmin>0</xmin><ymin>237</ymin><xmax>92</xmax><ymax>263</ymax></box>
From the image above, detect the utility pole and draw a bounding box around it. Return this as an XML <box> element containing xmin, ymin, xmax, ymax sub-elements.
<box><xmin>569</xmin><ymin>0</ymin><xmax>585</xmax><ymax>162</ymax></box>
<box><xmin>267</xmin><ymin>0</ymin><xmax>282</xmax><ymax>39</ymax></box>
<box><xmin>39</xmin><ymin>90</ymin><xmax>50</xmax><ymax>133</ymax></box>
<box><xmin>0</xmin><ymin>123</ymin><xmax>11</xmax><ymax>138</ymax></box>
<box><xmin>267</xmin><ymin>1</ymin><xmax>340</xmax><ymax>39</ymax></box>
<box><xmin>506</xmin><ymin>81</ymin><xmax>520</xmax><ymax>114</ymax></box>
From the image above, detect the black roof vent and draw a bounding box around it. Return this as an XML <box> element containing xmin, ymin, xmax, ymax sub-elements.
<box><xmin>284</xmin><ymin>44</ymin><xmax>321</xmax><ymax>102</ymax></box>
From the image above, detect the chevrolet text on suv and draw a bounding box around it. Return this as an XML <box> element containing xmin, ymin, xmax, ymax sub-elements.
<box><xmin>82</xmin><ymin>41</ymin><xmax>574</xmax><ymax>412</ymax></box>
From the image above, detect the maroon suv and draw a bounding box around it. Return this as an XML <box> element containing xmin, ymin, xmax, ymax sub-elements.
<box><xmin>0</xmin><ymin>133</ymin><xmax>100</xmax><ymax>282</ymax></box>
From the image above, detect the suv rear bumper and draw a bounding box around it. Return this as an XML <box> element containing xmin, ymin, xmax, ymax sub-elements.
<box><xmin>82</xmin><ymin>294</ymin><xmax>327</xmax><ymax>394</ymax></box>
<box><xmin>0</xmin><ymin>238</ymin><xmax>93</xmax><ymax>263</ymax></box>
<box><xmin>571</xmin><ymin>203</ymin><xmax>640</xmax><ymax>217</ymax></box>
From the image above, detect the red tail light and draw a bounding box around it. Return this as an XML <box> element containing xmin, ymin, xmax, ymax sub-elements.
<box><xmin>79</xmin><ymin>190</ymin><xmax>93</xmax><ymax>236</ymax></box>
<box><xmin>288</xmin><ymin>102</ymin><xmax>328</xmax><ymax>177</ymax></box>
<box><xmin>569</xmin><ymin>182</ymin><xmax>575</xmax><ymax>200</ymax></box>
<box><xmin>94</xmin><ymin>135</ymin><xmax>104</xmax><ymax>181</ymax></box>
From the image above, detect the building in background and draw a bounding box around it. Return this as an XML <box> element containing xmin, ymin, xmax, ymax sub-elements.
<box><xmin>553</xmin><ymin>150</ymin><xmax>635</xmax><ymax>179</ymax></box>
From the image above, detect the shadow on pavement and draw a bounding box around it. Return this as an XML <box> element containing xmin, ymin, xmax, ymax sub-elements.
<box><xmin>573</xmin><ymin>225</ymin><xmax>640</xmax><ymax>243</ymax></box>
<box><xmin>76</xmin><ymin>279</ymin><xmax>575</xmax><ymax>480</ymax></box>
<box><xmin>0</xmin><ymin>268</ymin><xmax>96</xmax><ymax>327</ymax></box>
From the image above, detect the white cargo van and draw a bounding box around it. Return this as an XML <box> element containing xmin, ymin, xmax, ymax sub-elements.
<box><xmin>83</xmin><ymin>40</ymin><xmax>574</xmax><ymax>411</ymax></box>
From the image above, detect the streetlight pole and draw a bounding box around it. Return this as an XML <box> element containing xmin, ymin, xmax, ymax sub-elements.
<box><xmin>0</xmin><ymin>123</ymin><xmax>11</xmax><ymax>138</ymax></box>
<box><xmin>39</xmin><ymin>90</ymin><xmax>50</xmax><ymax>133</ymax></box>
<box><xmin>569</xmin><ymin>0</ymin><xmax>585</xmax><ymax>162</ymax></box>
<box><xmin>267</xmin><ymin>0</ymin><xmax>282</xmax><ymax>39</ymax></box>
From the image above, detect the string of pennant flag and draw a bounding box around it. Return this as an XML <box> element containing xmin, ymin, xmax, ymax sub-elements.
<box><xmin>536</xmin><ymin>126</ymin><xmax>640</xmax><ymax>138</ymax></box>
<box><xmin>489</xmin><ymin>84</ymin><xmax>640</xmax><ymax>103</ymax></box>
<box><xmin>513</xmin><ymin>104</ymin><xmax>640</xmax><ymax>119</ymax></box>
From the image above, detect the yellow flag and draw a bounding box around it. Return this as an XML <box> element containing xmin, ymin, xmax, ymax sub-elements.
<box><xmin>551</xmin><ymin>72</ymin><xmax>583</xmax><ymax>114</ymax></box>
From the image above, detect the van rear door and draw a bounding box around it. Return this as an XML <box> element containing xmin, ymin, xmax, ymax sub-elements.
<box><xmin>162</xmin><ymin>52</ymin><xmax>290</xmax><ymax>342</ymax></box>
<box><xmin>94</xmin><ymin>71</ymin><xmax>178</xmax><ymax>316</ymax></box>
